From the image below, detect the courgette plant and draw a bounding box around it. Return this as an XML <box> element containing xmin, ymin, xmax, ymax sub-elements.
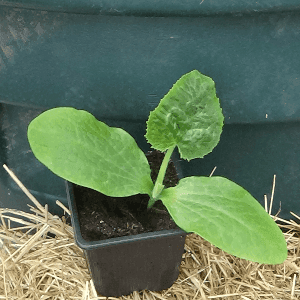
<box><xmin>27</xmin><ymin>70</ymin><xmax>287</xmax><ymax>264</ymax></box>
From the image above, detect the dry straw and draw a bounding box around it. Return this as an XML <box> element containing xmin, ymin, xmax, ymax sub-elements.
<box><xmin>0</xmin><ymin>165</ymin><xmax>299</xmax><ymax>299</ymax></box>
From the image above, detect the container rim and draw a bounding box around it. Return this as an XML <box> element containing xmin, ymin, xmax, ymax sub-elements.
<box><xmin>1</xmin><ymin>1</ymin><xmax>300</xmax><ymax>17</ymax></box>
<box><xmin>65</xmin><ymin>181</ymin><xmax>187</xmax><ymax>251</ymax></box>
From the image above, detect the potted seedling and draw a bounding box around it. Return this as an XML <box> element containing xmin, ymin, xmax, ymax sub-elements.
<box><xmin>27</xmin><ymin>70</ymin><xmax>287</xmax><ymax>297</ymax></box>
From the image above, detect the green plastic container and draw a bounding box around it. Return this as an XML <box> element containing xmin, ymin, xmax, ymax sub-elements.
<box><xmin>0</xmin><ymin>1</ymin><xmax>300</xmax><ymax>221</ymax></box>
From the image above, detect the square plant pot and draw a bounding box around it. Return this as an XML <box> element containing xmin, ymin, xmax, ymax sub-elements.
<box><xmin>65</xmin><ymin>181</ymin><xmax>187</xmax><ymax>297</ymax></box>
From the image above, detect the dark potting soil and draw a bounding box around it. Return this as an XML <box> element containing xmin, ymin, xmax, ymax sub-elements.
<box><xmin>73</xmin><ymin>150</ymin><xmax>181</xmax><ymax>242</ymax></box>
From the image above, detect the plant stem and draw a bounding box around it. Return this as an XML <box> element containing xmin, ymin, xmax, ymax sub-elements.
<box><xmin>147</xmin><ymin>145</ymin><xmax>176</xmax><ymax>208</ymax></box>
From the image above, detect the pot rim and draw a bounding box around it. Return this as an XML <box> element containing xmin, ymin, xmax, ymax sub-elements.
<box><xmin>65</xmin><ymin>180</ymin><xmax>186</xmax><ymax>250</ymax></box>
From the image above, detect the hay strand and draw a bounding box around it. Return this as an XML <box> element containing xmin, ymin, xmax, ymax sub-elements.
<box><xmin>3</xmin><ymin>164</ymin><xmax>45</xmax><ymax>213</ymax></box>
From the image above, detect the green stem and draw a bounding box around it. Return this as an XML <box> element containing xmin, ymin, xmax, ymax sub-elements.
<box><xmin>147</xmin><ymin>145</ymin><xmax>176</xmax><ymax>208</ymax></box>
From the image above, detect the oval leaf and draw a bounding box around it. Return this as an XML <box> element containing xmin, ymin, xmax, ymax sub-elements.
<box><xmin>145</xmin><ymin>70</ymin><xmax>224</xmax><ymax>161</ymax></box>
<box><xmin>160</xmin><ymin>176</ymin><xmax>287</xmax><ymax>264</ymax></box>
<box><xmin>28</xmin><ymin>107</ymin><xmax>153</xmax><ymax>197</ymax></box>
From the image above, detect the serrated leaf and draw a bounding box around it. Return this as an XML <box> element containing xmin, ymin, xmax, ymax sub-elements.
<box><xmin>145</xmin><ymin>70</ymin><xmax>224</xmax><ymax>161</ymax></box>
<box><xmin>28</xmin><ymin>107</ymin><xmax>154</xmax><ymax>197</ymax></box>
<box><xmin>160</xmin><ymin>176</ymin><xmax>287</xmax><ymax>264</ymax></box>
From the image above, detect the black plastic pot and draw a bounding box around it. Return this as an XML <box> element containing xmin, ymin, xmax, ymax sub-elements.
<box><xmin>66</xmin><ymin>181</ymin><xmax>187</xmax><ymax>297</ymax></box>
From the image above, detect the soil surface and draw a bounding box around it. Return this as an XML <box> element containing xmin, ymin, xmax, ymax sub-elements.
<box><xmin>73</xmin><ymin>150</ymin><xmax>181</xmax><ymax>242</ymax></box>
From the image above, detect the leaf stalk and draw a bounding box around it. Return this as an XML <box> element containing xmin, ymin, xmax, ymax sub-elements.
<box><xmin>147</xmin><ymin>145</ymin><xmax>176</xmax><ymax>208</ymax></box>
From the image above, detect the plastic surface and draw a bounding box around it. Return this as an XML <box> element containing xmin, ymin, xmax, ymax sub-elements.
<box><xmin>0</xmin><ymin>5</ymin><xmax>299</xmax><ymax>222</ymax></box>
<box><xmin>0</xmin><ymin>104</ymin><xmax>67</xmax><ymax>218</ymax></box>
<box><xmin>66</xmin><ymin>181</ymin><xmax>187</xmax><ymax>297</ymax></box>
<box><xmin>1</xmin><ymin>8</ymin><xmax>300</xmax><ymax>124</ymax></box>
<box><xmin>1</xmin><ymin>0</ymin><xmax>300</xmax><ymax>16</ymax></box>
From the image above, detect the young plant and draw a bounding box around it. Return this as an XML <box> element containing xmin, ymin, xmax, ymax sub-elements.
<box><xmin>27</xmin><ymin>70</ymin><xmax>287</xmax><ymax>264</ymax></box>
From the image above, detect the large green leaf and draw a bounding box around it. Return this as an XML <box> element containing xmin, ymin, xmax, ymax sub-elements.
<box><xmin>160</xmin><ymin>176</ymin><xmax>287</xmax><ymax>264</ymax></box>
<box><xmin>28</xmin><ymin>107</ymin><xmax>154</xmax><ymax>197</ymax></box>
<box><xmin>145</xmin><ymin>70</ymin><xmax>224</xmax><ymax>161</ymax></box>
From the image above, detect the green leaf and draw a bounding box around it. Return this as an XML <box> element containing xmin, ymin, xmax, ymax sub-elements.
<box><xmin>145</xmin><ymin>70</ymin><xmax>224</xmax><ymax>161</ymax></box>
<box><xmin>160</xmin><ymin>176</ymin><xmax>287</xmax><ymax>264</ymax></box>
<box><xmin>28</xmin><ymin>107</ymin><xmax>154</xmax><ymax>197</ymax></box>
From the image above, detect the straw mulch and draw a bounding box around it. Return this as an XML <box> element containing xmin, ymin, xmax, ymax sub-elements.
<box><xmin>0</xmin><ymin>166</ymin><xmax>299</xmax><ymax>299</ymax></box>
